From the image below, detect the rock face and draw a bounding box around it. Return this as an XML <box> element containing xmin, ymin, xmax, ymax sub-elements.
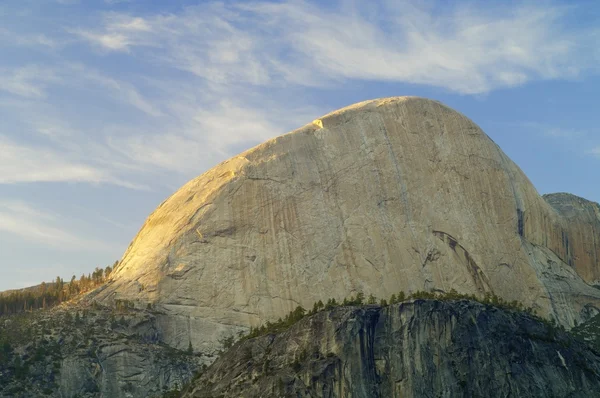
<box><xmin>95</xmin><ymin>96</ymin><xmax>600</xmax><ymax>355</ymax></box>
<box><xmin>544</xmin><ymin>193</ymin><xmax>600</xmax><ymax>284</ymax></box>
<box><xmin>0</xmin><ymin>304</ymin><xmax>199</xmax><ymax>398</ymax></box>
<box><xmin>183</xmin><ymin>300</ymin><xmax>600</xmax><ymax>398</ymax></box>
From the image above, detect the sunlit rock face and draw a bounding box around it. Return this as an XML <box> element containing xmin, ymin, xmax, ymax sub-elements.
<box><xmin>93</xmin><ymin>97</ymin><xmax>600</xmax><ymax>355</ymax></box>
<box><xmin>543</xmin><ymin>192</ymin><xmax>600</xmax><ymax>284</ymax></box>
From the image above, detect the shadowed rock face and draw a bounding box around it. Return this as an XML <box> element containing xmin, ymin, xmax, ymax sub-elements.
<box><xmin>183</xmin><ymin>300</ymin><xmax>600</xmax><ymax>398</ymax></box>
<box><xmin>0</xmin><ymin>304</ymin><xmax>199</xmax><ymax>398</ymax></box>
<box><xmin>93</xmin><ymin>97</ymin><xmax>600</xmax><ymax>355</ymax></box>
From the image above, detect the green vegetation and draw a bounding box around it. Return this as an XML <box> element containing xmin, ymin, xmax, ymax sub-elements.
<box><xmin>0</xmin><ymin>262</ymin><xmax>117</xmax><ymax>317</ymax></box>
<box><xmin>161</xmin><ymin>387</ymin><xmax>181</xmax><ymax>398</ymax></box>
<box><xmin>244</xmin><ymin>305</ymin><xmax>307</xmax><ymax>340</ymax></box>
<box><xmin>242</xmin><ymin>289</ymin><xmax>540</xmax><ymax>341</ymax></box>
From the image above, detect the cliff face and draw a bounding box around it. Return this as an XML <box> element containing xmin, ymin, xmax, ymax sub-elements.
<box><xmin>544</xmin><ymin>193</ymin><xmax>600</xmax><ymax>284</ymax></box>
<box><xmin>0</xmin><ymin>304</ymin><xmax>199</xmax><ymax>398</ymax></box>
<box><xmin>184</xmin><ymin>300</ymin><xmax>600</xmax><ymax>398</ymax></box>
<box><xmin>94</xmin><ymin>97</ymin><xmax>600</xmax><ymax>355</ymax></box>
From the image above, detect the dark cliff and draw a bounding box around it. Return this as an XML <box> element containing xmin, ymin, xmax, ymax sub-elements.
<box><xmin>184</xmin><ymin>300</ymin><xmax>600</xmax><ymax>398</ymax></box>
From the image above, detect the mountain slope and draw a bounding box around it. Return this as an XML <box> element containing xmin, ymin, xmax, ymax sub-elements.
<box><xmin>93</xmin><ymin>96</ymin><xmax>600</xmax><ymax>355</ymax></box>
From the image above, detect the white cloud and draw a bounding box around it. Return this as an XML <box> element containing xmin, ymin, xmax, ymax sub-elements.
<box><xmin>0</xmin><ymin>135</ymin><xmax>144</xmax><ymax>189</ymax></box>
<box><xmin>107</xmin><ymin>98</ymin><xmax>316</xmax><ymax>173</ymax></box>
<box><xmin>70</xmin><ymin>1</ymin><xmax>600</xmax><ymax>94</ymax></box>
<box><xmin>73</xmin><ymin>30</ymin><xmax>131</xmax><ymax>51</ymax></box>
<box><xmin>110</xmin><ymin>16</ymin><xmax>151</xmax><ymax>32</ymax></box>
<box><xmin>238</xmin><ymin>1</ymin><xmax>595</xmax><ymax>94</ymax></box>
<box><xmin>590</xmin><ymin>147</ymin><xmax>600</xmax><ymax>157</ymax></box>
<box><xmin>0</xmin><ymin>200</ymin><xmax>111</xmax><ymax>250</ymax></box>
<box><xmin>5</xmin><ymin>0</ymin><xmax>596</xmax><ymax>193</ymax></box>
<box><xmin>0</xmin><ymin>65</ymin><xmax>60</xmax><ymax>98</ymax></box>
<box><xmin>71</xmin><ymin>14</ymin><xmax>154</xmax><ymax>52</ymax></box>
<box><xmin>0</xmin><ymin>63</ymin><xmax>161</xmax><ymax>117</ymax></box>
<box><xmin>70</xmin><ymin>5</ymin><xmax>275</xmax><ymax>85</ymax></box>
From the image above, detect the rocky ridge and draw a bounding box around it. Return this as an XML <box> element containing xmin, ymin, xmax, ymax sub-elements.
<box><xmin>183</xmin><ymin>299</ymin><xmax>600</xmax><ymax>398</ymax></box>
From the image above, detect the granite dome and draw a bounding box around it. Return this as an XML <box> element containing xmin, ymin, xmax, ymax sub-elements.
<box><xmin>93</xmin><ymin>97</ymin><xmax>600</xmax><ymax>354</ymax></box>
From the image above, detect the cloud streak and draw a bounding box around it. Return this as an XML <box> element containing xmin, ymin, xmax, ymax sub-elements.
<box><xmin>0</xmin><ymin>65</ymin><xmax>61</xmax><ymax>98</ymax></box>
<box><xmin>71</xmin><ymin>1</ymin><xmax>600</xmax><ymax>94</ymax></box>
<box><xmin>0</xmin><ymin>200</ymin><xmax>112</xmax><ymax>251</ymax></box>
<box><xmin>0</xmin><ymin>135</ymin><xmax>144</xmax><ymax>189</ymax></box>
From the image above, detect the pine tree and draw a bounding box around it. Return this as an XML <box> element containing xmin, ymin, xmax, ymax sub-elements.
<box><xmin>367</xmin><ymin>294</ymin><xmax>376</xmax><ymax>305</ymax></box>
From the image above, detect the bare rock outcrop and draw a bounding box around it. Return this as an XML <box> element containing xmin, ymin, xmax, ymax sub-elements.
<box><xmin>94</xmin><ymin>97</ymin><xmax>600</xmax><ymax>355</ymax></box>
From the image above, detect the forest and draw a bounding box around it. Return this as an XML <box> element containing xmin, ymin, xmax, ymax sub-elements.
<box><xmin>0</xmin><ymin>262</ymin><xmax>117</xmax><ymax>316</ymax></box>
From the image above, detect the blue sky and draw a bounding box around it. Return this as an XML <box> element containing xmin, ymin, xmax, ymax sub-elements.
<box><xmin>0</xmin><ymin>0</ymin><xmax>599</xmax><ymax>291</ymax></box>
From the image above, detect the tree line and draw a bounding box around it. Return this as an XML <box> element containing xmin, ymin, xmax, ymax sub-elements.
<box><xmin>0</xmin><ymin>262</ymin><xmax>118</xmax><ymax>317</ymax></box>
<box><xmin>243</xmin><ymin>289</ymin><xmax>541</xmax><ymax>341</ymax></box>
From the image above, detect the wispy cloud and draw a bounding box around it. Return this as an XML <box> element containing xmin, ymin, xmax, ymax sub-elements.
<box><xmin>70</xmin><ymin>1</ymin><xmax>600</xmax><ymax>94</ymax></box>
<box><xmin>0</xmin><ymin>200</ymin><xmax>55</xmax><ymax>220</ymax></box>
<box><xmin>4</xmin><ymin>0</ymin><xmax>598</xmax><ymax>193</ymax></box>
<box><xmin>239</xmin><ymin>1</ymin><xmax>597</xmax><ymax>94</ymax></box>
<box><xmin>0</xmin><ymin>135</ymin><xmax>144</xmax><ymax>189</ymax></box>
<box><xmin>72</xmin><ymin>30</ymin><xmax>131</xmax><ymax>51</ymax></box>
<box><xmin>0</xmin><ymin>28</ymin><xmax>59</xmax><ymax>49</ymax></box>
<box><xmin>590</xmin><ymin>147</ymin><xmax>600</xmax><ymax>157</ymax></box>
<box><xmin>0</xmin><ymin>62</ymin><xmax>160</xmax><ymax>116</ymax></box>
<box><xmin>70</xmin><ymin>13</ymin><xmax>155</xmax><ymax>52</ymax></box>
<box><xmin>107</xmin><ymin>98</ymin><xmax>317</xmax><ymax>173</ymax></box>
<box><xmin>37</xmin><ymin>0</ymin><xmax>594</xmax><ymax>191</ymax></box>
<box><xmin>0</xmin><ymin>65</ymin><xmax>61</xmax><ymax>98</ymax></box>
<box><xmin>109</xmin><ymin>16</ymin><xmax>150</xmax><ymax>32</ymax></box>
<box><xmin>66</xmin><ymin>63</ymin><xmax>162</xmax><ymax>117</ymax></box>
<box><xmin>0</xmin><ymin>200</ymin><xmax>111</xmax><ymax>250</ymax></box>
